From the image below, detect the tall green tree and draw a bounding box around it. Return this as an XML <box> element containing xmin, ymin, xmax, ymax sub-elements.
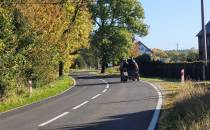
<box><xmin>0</xmin><ymin>5</ymin><xmax>33</xmax><ymax>95</ymax></box>
<box><xmin>16</xmin><ymin>0</ymin><xmax>92</xmax><ymax>79</ymax></box>
<box><xmin>186</xmin><ymin>49</ymin><xmax>199</xmax><ymax>62</ymax></box>
<box><xmin>90</xmin><ymin>0</ymin><xmax>148</xmax><ymax>73</ymax></box>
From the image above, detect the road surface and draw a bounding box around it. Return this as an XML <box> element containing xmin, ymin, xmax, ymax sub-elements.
<box><xmin>0</xmin><ymin>72</ymin><xmax>161</xmax><ymax>130</ymax></box>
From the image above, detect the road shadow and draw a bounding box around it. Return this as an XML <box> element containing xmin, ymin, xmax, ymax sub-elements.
<box><xmin>75</xmin><ymin>74</ymin><xmax>120</xmax><ymax>80</ymax></box>
<box><xmin>75</xmin><ymin>82</ymin><xmax>122</xmax><ymax>87</ymax></box>
<box><xmin>73</xmin><ymin>74</ymin><xmax>145</xmax><ymax>88</ymax></box>
<box><xmin>98</xmin><ymin>95</ymin><xmax>159</xmax><ymax>105</ymax></box>
<box><xmin>75</xmin><ymin>79</ymin><xmax>138</xmax><ymax>88</ymax></box>
<box><xmin>72</xmin><ymin>74</ymin><xmax>124</xmax><ymax>87</ymax></box>
<box><xmin>41</xmin><ymin>110</ymin><xmax>158</xmax><ymax>130</ymax></box>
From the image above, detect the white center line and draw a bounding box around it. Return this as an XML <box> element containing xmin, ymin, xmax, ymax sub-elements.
<box><xmin>91</xmin><ymin>94</ymin><xmax>101</xmax><ymax>99</ymax></box>
<box><xmin>99</xmin><ymin>79</ymin><xmax>109</xmax><ymax>89</ymax></box>
<box><xmin>38</xmin><ymin>112</ymin><xmax>69</xmax><ymax>127</ymax></box>
<box><xmin>72</xmin><ymin>101</ymin><xmax>89</xmax><ymax>110</ymax></box>
<box><xmin>39</xmin><ymin>78</ymin><xmax>110</xmax><ymax>127</ymax></box>
<box><xmin>106</xmin><ymin>84</ymin><xmax>109</xmax><ymax>89</ymax></box>
<box><xmin>99</xmin><ymin>79</ymin><xmax>107</xmax><ymax>83</ymax></box>
<box><xmin>102</xmin><ymin>89</ymin><xmax>107</xmax><ymax>93</ymax></box>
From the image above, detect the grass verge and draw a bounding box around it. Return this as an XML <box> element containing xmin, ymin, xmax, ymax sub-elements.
<box><xmin>142</xmin><ymin>77</ymin><xmax>210</xmax><ymax>130</ymax></box>
<box><xmin>0</xmin><ymin>76</ymin><xmax>74</xmax><ymax>112</ymax></box>
<box><xmin>95</xmin><ymin>66</ymin><xmax>120</xmax><ymax>76</ymax></box>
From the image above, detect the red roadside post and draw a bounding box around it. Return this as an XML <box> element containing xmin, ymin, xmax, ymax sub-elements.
<box><xmin>181</xmin><ymin>69</ymin><xmax>185</xmax><ymax>83</ymax></box>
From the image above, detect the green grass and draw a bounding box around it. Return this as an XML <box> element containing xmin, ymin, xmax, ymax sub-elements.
<box><xmin>0</xmin><ymin>76</ymin><xmax>74</xmax><ymax>112</ymax></box>
<box><xmin>141</xmin><ymin>76</ymin><xmax>180</xmax><ymax>83</ymax></box>
<box><xmin>106</xmin><ymin>66</ymin><xmax>120</xmax><ymax>75</ymax></box>
<box><xmin>94</xmin><ymin>66</ymin><xmax>120</xmax><ymax>76</ymax></box>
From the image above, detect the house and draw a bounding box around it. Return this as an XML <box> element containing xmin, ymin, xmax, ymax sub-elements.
<box><xmin>135</xmin><ymin>41</ymin><xmax>152</xmax><ymax>56</ymax></box>
<box><xmin>197</xmin><ymin>20</ymin><xmax>210</xmax><ymax>60</ymax></box>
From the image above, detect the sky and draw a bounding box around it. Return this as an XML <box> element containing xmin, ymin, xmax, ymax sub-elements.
<box><xmin>137</xmin><ymin>0</ymin><xmax>210</xmax><ymax>50</ymax></box>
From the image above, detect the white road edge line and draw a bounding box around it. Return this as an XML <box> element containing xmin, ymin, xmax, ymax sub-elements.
<box><xmin>72</xmin><ymin>101</ymin><xmax>89</xmax><ymax>110</ymax></box>
<box><xmin>102</xmin><ymin>89</ymin><xmax>107</xmax><ymax>93</ymax></box>
<box><xmin>91</xmin><ymin>94</ymin><xmax>101</xmax><ymax>100</ymax></box>
<box><xmin>146</xmin><ymin>82</ymin><xmax>163</xmax><ymax>130</ymax></box>
<box><xmin>38</xmin><ymin>112</ymin><xmax>69</xmax><ymax>127</ymax></box>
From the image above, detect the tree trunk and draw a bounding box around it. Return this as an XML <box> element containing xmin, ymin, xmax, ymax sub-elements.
<box><xmin>101</xmin><ymin>55</ymin><xmax>106</xmax><ymax>73</ymax></box>
<box><xmin>101</xmin><ymin>63</ymin><xmax>106</xmax><ymax>73</ymax></box>
<box><xmin>59</xmin><ymin>61</ymin><xmax>64</xmax><ymax>77</ymax></box>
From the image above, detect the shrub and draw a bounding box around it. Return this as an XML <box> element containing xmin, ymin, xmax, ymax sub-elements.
<box><xmin>135</xmin><ymin>53</ymin><xmax>152</xmax><ymax>63</ymax></box>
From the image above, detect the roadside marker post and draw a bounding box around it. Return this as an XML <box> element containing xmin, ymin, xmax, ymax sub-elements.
<box><xmin>181</xmin><ymin>69</ymin><xmax>185</xmax><ymax>83</ymax></box>
<box><xmin>28</xmin><ymin>80</ymin><xmax>33</xmax><ymax>94</ymax></box>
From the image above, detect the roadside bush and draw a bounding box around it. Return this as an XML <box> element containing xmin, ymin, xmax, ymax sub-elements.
<box><xmin>135</xmin><ymin>53</ymin><xmax>152</xmax><ymax>63</ymax></box>
<box><xmin>106</xmin><ymin>66</ymin><xmax>119</xmax><ymax>74</ymax></box>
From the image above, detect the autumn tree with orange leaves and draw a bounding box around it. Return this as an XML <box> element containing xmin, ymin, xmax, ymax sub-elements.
<box><xmin>0</xmin><ymin>0</ymin><xmax>92</xmax><ymax>96</ymax></box>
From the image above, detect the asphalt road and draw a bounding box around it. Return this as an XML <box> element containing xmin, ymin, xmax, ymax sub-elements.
<box><xmin>0</xmin><ymin>72</ymin><xmax>161</xmax><ymax>130</ymax></box>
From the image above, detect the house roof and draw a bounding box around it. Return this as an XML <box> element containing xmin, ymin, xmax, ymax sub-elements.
<box><xmin>136</xmin><ymin>41</ymin><xmax>152</xmax><ymax>52</ymax></box>
<box><xmin>197</xmin><ymin>21</ymin><xmax>210</xmax><ymax>37</ymax></box>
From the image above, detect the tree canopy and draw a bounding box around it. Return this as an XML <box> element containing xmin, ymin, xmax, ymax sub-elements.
<box><xmin>90</xmin><ymin>0</ymin><xmax>148</xmax><ymax>73</ymax></box>
<box><xmin>0</xmin><ymin>0</ymin><xmax>93</xmax><ymax>97</ymax></box>
<box><xmin>152</xmin><ymin>48</ymin><xmax>168</xmax><ymax>61</ymax></box>
<box><xmin>166</xmin><ymin>49</ymin><xmax>199</xmax><ymax>62</ymax></box>
<box><xmin>0</xmin><ymin>0</ymin><xmax>149</xmax><ymax>99</ymax></box>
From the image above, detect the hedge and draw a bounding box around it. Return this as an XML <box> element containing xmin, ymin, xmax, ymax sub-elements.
<box><xmin>137</xmin><ymin>61</ymin><xmax>210</xmax><ymax>80</ymax></box>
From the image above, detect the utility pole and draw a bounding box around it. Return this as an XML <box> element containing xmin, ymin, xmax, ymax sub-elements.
<box><xmin>176</xmin><ymin>43</ymin><xmax>179</xmax><ymax>51</ymax></box>
<box><xmin>201</xmin><ymin>0</ymin><xmax>208</xmax><ymax>80</ymax></box>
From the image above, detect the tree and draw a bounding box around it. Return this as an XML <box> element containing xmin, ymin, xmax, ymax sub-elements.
<box><xmin>90</xmin><ymin>0</ymin><xmax>148</xmax><ymax>73</ymax></box>
<box><xmin>152</xmin><ymin>48</ymin><xmax>168</xmax><ymax>61</ymax></box>
<box><xmin>0</xmin><ymin>6</ymin><xmax>18</xmax><ymax>95</ymax></box>
<box><xmin>16</xmin><ymin>0</ymin><xmax>92</xmax><ymax>78</ymax></box>
<box><xmin>166</xmin><ymin>51</ymin><xmax>181</xmax><ymax>62</ymax></box>
<box><xmin>131</xmin><ymin>42</ymin><xmax>140</xmax><ymax>58</ymax></box>
<box><xmin>166</xmin><ymin>49</ymin><xmax>199</xmax><ymax>62</ymax></box>
<box><xmin>136</xmin><ymin>54</ymin><xmax>152</xmax><ymax>63</ymax></box>
<box><xmin>77</xmin><ymin>48</ymin><xmax>99</xmax><ymax>69</ymax></box>
<box><xmin>0</xmin><ymin>0</ymin><xmax>93</xmax><ymax>97</ymax></box>
<box><xmin>59</xmin><ymin>0</ymin><xmax>93</xmax><ymax>76</ymax></box>
<box><xmin>186</xmin><ymin>49</ymin><xmax>199</xmax><ymax>62</ymax></box>
<box><xmin>0</xmin><ymin>5</ymin><xmax>33</xmax><ymax>95</ymax></box>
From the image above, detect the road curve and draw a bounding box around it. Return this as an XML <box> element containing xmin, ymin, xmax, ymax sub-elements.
<box><xmin>0</xmin><ymin>72</ymin><xmax>161</xmax><ymax>130</ymax></box>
